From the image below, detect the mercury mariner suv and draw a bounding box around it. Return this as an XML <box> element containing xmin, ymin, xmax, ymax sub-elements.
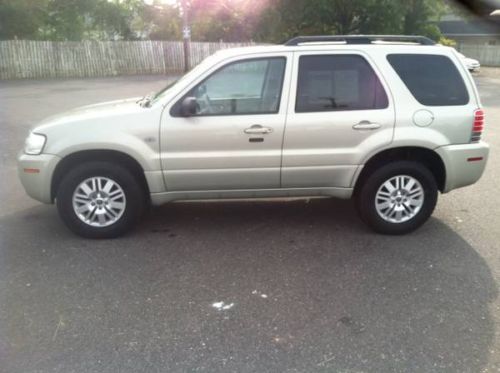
<box><xmin>18</xmin><ymin>35</ymin><xmax>489</xmax><ymax>238</ymax></box>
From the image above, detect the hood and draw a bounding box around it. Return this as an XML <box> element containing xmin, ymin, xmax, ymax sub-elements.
<box><xmin>458</xmin><ymin>53</ymin><xmax>479</xmax><ymax>65</ymax></box>
<box><xmin>465</xmin><ymin>57</ymin><xmax>479</xmax><ymax>64</ymax></box>
<box><xmin>34</xmin><ymin>97</ymin><xmax>144</xmax><ymax>132</ymax></box>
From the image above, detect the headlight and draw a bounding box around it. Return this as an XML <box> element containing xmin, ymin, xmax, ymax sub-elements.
<box><xmin>24</xmin><ymin>132</ymin><xmax>46</xmax><ymax>155</ymax></box>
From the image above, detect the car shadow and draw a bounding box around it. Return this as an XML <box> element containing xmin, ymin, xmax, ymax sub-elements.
<box><xmin>0</xmin><ymin>198</ymin><xmax>497</xmax><ymax>372</ymax></box>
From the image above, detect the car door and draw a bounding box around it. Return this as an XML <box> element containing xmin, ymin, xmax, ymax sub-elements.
<box><xmin>161</xmin><ymin>54</ymin><xmax>291</xmax><ymax>191</ymax></box>
<box><xmin>282</xmin><ymin>51</ymin><xmax>395</xmax><ymax>189</ymax></box>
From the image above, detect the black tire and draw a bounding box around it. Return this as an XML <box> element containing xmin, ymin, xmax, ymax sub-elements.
<box><xmin>56</xmin><ymin>161</ymin><xmax>145</xmax><ymax>238</ymax></box>
<box><xmin>355</xmin><ymin>161</ymin><xmax>438</xmax><ymax>235</ymax></box>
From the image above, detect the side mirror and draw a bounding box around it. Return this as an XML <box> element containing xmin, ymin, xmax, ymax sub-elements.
<box><xmin>180</xmin><ymin>97</ymin><xmax>198</xmax><ymax>117</ymax></box>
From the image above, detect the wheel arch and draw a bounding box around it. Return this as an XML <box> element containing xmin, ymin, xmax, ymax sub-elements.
<box><xmin>51</xmin><ymin>149</ymin><xmax>150</xmax><ymax>202</ymax></box>
<box><xmin>353</xmin><ymin>146</ymin><xmax>446</xmax><ymax>194</ymax></box>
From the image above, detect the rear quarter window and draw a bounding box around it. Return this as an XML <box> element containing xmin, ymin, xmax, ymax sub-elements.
<box><xmin>387</xmin><ymin>54</ymin><xmax>469</xmax><ymax>106</ymax></box>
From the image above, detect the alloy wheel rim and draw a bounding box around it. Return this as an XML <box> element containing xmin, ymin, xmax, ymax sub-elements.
<box><xmin>375</xmin><ymin>175</ymin><xmax>424</xmax><ymax>224</ymax></box>
<box><xmin>72</xmin><ymin>177</ymin><xmax>126</xmax><ymax>227</ymax></box>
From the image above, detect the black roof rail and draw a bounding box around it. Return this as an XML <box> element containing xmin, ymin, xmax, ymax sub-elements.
<box><xmin>283</xmin><ymin>35</ymin><xmax>436</xmax><ymax>46</ymax></box>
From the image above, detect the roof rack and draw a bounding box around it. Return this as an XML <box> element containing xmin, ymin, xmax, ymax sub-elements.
<box><xmin>283</xmin><ymin>35</ymin><xmax>436</xmax><ymax>46</ymax></box>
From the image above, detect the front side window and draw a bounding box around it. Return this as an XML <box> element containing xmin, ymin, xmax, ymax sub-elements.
<box><xmin>387</xmin><ymin>54</ymin><xmax>469</xmax><ymax>106</ymax></box>
<box><xmin>175</xmin><ymin>57</ymin><xmax>286</xmax><ymax>116</ymax></box>
<box><xmin>295</xmin><ymin>55</ymin><xmax>388</xmax><ymax>113</ymax></box>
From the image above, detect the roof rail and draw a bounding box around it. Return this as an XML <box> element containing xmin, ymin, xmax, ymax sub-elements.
<box><xmin>283</xmin><ymin>35</ymin><xmax>436</xmax><ymax>46</ymax></box>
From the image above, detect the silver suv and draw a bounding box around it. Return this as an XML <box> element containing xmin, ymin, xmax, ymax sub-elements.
<box><xmin>18</xmin><ymin>35</ymin><xmax>489</xmax><ymax>238</ymax></box>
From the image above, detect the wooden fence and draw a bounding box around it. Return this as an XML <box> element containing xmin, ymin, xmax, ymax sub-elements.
<box><xmin>0</xmin><ymin>40</ymin><xmax>255</xmax><ymax>79</ymax></box>
<box><xmin>3</xmin><ymin>40</ymin><xmax>499</xmax><ymax>79</ymax></box>
<box><xmin>457</xmin><ymin>44</ymin><xmax>500</xmax><ymax>67</ymax></box>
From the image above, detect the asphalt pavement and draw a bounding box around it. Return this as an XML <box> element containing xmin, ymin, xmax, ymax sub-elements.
<box><xmin>0</xmin><ymin>72</ymin><xmax>499</xmax><ymax>372</ymax></box>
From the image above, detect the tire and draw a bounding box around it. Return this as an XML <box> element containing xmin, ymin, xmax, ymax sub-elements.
<box><xmin>56</xmin><ymin>161</ymin><xmax>145</xmax><ymax>238</ymax></box>
<box><xmin>355</xmin><ymin>161</ymin><xmax>438</xmax><ymax>235</ymax></box>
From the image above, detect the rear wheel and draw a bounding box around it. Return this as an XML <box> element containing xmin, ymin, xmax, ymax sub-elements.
<box><xmin>56</xmin><ymin>161</ymin><xmax>145</xmax><ymax>238</ymax></box>
<box><xmin>356</xmin><ymin>161</ymin><xmax>438</xmax><ymax>235</ymax></box>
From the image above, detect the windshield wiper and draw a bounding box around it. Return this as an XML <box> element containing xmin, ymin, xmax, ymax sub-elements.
<box><xmin>137</xmin><ymin>92</ymin><xmax>155</xmax><ymax>108</ymax></box>
<box><xmin>136</xmin><ymin>78</ymin><xmax>179</xmax><ymax>108</ymax></box>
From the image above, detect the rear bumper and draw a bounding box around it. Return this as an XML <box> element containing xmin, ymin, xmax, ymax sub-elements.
<box><xmin>435</xmin><ymin>141</ymin><xmax>489</xmax><ymax>193</ymax></box>
<box><xmin>17</xmin><ymin>152</ymin><xmax>61</xmax><ymax>204</ymax></box>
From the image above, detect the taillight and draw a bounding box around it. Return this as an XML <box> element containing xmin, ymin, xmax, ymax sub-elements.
<box><xmin>471</xmin><ymin>109</ymin><xmax>484</xmax><ymax>143</ymax></box>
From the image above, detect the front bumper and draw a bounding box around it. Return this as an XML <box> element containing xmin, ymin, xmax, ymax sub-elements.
<box><xmin>435</xmin><ymin>141</ymin><xmax>489</xmax><ymax>193</ymax></box>
<box><xmin>17</xmin><ymin>152</ymin><xmax>61</xmax><ymax>204</ymax></box>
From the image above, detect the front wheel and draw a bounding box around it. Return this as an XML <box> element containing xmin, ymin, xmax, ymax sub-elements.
<box><xmin>356</xmin><ymin>161</ymin><xmax>438</xmax><ymax>235</ymax></box>
<box><xmin>56</xmin><ymin>161</ymin><xmax>145</xmax><ymax>238</ymax></box>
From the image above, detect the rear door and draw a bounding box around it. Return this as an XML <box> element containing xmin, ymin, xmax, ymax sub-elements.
<box><xmin>282</xmin><ymin>51</ymin><xmax>395</xmax><ymax>188</ymax></box>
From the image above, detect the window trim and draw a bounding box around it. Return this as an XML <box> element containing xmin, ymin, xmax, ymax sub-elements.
<box><xmin>170</xmin><ymin>56</ymin><xmax>287</xmax><ymax>117</ymax></box>
<box><xmin>386</xmin><ymin>53</ymin><xmax>470</xmax><ymax>106</ymax></box>
<box><xmin>294</xmin><ymin>54</ymin><xmax>390</xmax><ymax>113</ymax></box>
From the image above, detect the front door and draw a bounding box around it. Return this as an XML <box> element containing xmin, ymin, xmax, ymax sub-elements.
<box><xmin>161</xmin><ymin>54</ymin><xmax>291</xmax><ymax>191</ymax></box>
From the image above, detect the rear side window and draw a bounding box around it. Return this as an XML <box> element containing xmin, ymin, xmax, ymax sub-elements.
<box><xmin>387</xmin><ymin>54</ymin><xmax>469</xmax><ymax>106</ymax></box>
<box><xmin>295</xmin><ymin>55</ymin><xmax>388</xmax><ymax>113</ymax></box>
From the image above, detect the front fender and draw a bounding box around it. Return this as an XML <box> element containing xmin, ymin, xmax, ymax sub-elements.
<box><xmin>38</xmin><ymin>109</ymin><xmax>162</xmax><ymax>172</ymax></box>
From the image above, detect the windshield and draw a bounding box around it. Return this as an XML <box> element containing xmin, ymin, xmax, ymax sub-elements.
<box><xmin>151</xmin><ymin>54</ymin><xmax>220</xmax><ymax>104</ymax></box>
<box><xmin>152</xmin><ymin>78</ymin><xmax>179</xmax><ymax>99</ymax></box>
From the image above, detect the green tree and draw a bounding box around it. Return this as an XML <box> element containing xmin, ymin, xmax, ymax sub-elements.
<box><xmin>255</xmin><ymin>0</ymin><xmax>445</xmax><ymax>43</ymax></box>
<box><xmin>0</xmin><ymin>0</ymin><xmax>143</xmax><ymax>41</ymax></box>
<box><xmin>137</xmin><ymin>1</ymin><xmax>181</xmax><ymax>40</ymax></box>
<box><xmin>188</xmin><ymin>0</ymin><xmax>264</xmax><ymax>41</ymax></box>
<box><xmin>402</xmin><ymin>0</ymin><xmax>445</xmax><ymax>40</ymax></box>
<box><xmin>41</xmin><ymin>0</ymin><xmax>142</xmax><ymax>41</ymax></box>
<box><xmin>0</xmin><ymin>0</ymin><xmax>447</xmax><ymax>42</ymax></box>
<box><xmin>0</xmin><ymin>0</ymin><xmax>49</xmax><ymax>40</ymax></box>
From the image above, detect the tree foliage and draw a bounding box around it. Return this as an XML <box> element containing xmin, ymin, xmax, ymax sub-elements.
<box><xmin>0</xmin><ymin>0</ymin><xmax>143</xmax><ymax>40</ymax></box>
<box><xmin>255</xmin><ymin>0</ymin><xmax>446</xmax><ymax>42</ymax></box>
<box><xmin>135</xmin><ymin>2</ymin><xmax>181</xmax><ymax>40</ymax></box>
<box><xmin>0</xmin><ymin>0</ymin><xmax>448</xmax><ymax>42</ymax></box>
<box><xmin>188</xmin><ymin>0</ymin><xmax>267</xmax><ymax>42</ymax></box>
<box><xmin>0</xmin><ymin>0</ymin><xmax>49</xmax><ymax>40</ymax></box>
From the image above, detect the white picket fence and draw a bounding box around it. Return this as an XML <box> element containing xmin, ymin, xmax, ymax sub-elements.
<box><xmin>457</xmin><ymin>44</ymin><xmax>500</xmax><ymax>67</ymax></box>
<box><xmin>0</xmin><ymin>40</ymin><xmax>255</xmax><ymax>79</ymax></box>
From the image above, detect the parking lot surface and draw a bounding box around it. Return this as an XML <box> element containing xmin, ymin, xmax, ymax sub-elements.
<box><xmin>1</xmin><ymin>73</ymin><xmax>500</xmax><ymax>372</ymax></box>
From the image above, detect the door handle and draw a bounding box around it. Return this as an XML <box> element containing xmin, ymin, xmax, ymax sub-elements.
<box><xmin>244</xmin><ymin>125</ymin><xmax>273</xmax><ymax>135</ymax></box>
<box><xmin>352</xmin><ymin>121</ymin><xmax>381</xmax><ymax>130</ymax></box>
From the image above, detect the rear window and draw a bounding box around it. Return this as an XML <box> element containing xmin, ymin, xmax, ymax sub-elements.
<box><xmin>387</xmin><ymin>54</ymin><xmax>469</xmax><ymax>106</ymax></box>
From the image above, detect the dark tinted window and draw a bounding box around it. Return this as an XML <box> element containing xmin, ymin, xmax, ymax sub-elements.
<box><xmin>296</xmin><ymin>55</ymin><xmax>388</xmax><ymax>113</ymax></box>
<box><xmin>387</xmin><ymin>54</ymin><xmax>469</xmax><ymax>106</ymax></box>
